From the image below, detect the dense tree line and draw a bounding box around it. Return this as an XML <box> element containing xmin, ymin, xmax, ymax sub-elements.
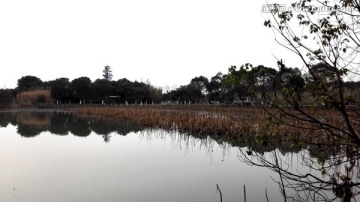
<box><xmin>12</xmin><ymin>76</ymin><xmax>162</xmax><ymax>105</ymax></box>
<box><xmin>1</xmin><ymin>61</ymin><xmax>360</xmax><ymax>107</ymax></box>
<box><xmin>164</xmin><ymin>62</ymin><xmax>360</xmax><ymax>105</ymax></box>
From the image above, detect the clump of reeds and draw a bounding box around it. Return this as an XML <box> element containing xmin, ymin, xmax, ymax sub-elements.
<box><xmin>75</xmin><ymin>107</ymin><xmax>271</xmax><ymax>139</ymax></box>
<box><xmin>75</xmin><ymin>105</ymin><xmax>359</xmax><ymax>144</ymax></box>
<box><xmin>16</xmin><ymin>89</ymin><xmax>52</xmax><ymax>107</ymax></box>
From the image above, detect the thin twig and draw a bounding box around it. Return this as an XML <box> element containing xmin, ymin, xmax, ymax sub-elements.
<box><xmin>265</xmin><ymin>188</ymin><xmax>269</xmax><ymax>202</ymax></box>
<box><xmin>216</xmin><ymin>184</ymin><xmax>222</xmax><ymax>202</ymax></box>
<box><xmin>244</xmin><ymin>185</ymin><xmax>247</xmax><ymax>202</ymax></box>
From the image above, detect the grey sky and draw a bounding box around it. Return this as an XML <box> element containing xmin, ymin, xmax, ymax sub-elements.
<box><xmin>0</xmin><ymin>0</ymin><xmax>296</xmax><ymax>89</ymax></box>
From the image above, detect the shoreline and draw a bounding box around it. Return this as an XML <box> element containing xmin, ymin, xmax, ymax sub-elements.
<box><xmin>1</xmin><ymin>105</ymin><xmax>358</xmax><ymax>146</ymax></box>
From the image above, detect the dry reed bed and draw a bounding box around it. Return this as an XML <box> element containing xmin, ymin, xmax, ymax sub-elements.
<box><xmin>16</xmin><ymin>89</ymin><xmax>52</xmax><ymax>107</ymax></box>
<box><xmin>77</xmin><ymin>107</ymin><xmax>254</xmax><ymax>137</ymax></box>
<box><xmin>75</xmin><ymin>106</ymin><xmax>359</xmax><ymax>143</ymax></box>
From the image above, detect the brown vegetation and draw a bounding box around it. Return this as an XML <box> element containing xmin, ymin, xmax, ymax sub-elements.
<box><xmin>16</xmin><ymin>89</ymin><xmax>52</xmax><ymax>107</ymax></box>
<box><xmin>76</xmin><ymin>105</ymin><xmax>359</xmax><ymax>144</ymax></box>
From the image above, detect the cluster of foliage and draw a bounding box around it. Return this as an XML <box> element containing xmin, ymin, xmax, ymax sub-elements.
<box><xmin>0</xmin><ymin>89</ymin><xmax>16</xmax><ymax>107</ymax></box>
<box><xmin>164</xmin><ymin>64</ymin><xmax>360</xmax><ymax>105</ymax></box>
<box><xmin>15</xmin><ymin>76</ymin><xmax>162</xmax><ymax>104</ymax></box>
<box><xmin>102</xmin><ymin>65</ymin><xmax>113</xmax><ymax>81</ymax></box>
<box><xmin>258</xmin><ymin>0</ymin><xmax>360</xmax><ymax>148</ymax></box>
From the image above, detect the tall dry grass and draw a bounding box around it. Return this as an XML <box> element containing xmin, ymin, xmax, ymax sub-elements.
<box><xmin>16</xmin><ymin>89</ymin><xmax>52</xmax><ymax>107</ymax></box>
<box><xmin>76</xmin><ymin>107</ymin><xmax>245</xmax><ymax>136</ymax></box>
<box><xmin>75</xmin><ymin>105</ymin><xmax>359</xmax><ymax>144</ymax></box>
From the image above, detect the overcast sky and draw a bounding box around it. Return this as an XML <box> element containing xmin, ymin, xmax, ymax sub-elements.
<box><xmin>0</xmin><ymin>0</ymin><xmax>297</xmax><ymax>89</ymax></box>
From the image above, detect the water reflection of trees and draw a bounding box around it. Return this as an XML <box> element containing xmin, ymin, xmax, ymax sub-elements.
<box><xmin>48</xmin><ymin>112</ymin><xmax>71</xmax><ymax>135</ymax></box>
<box><xmin>89</xmin><ymin>119</ymin><xmax>117</xmax><ymax>142</ymax></box>
<box><xmin>0</xmin><ymin>112</ymin><xmax>13</xmax><ymax>127</ymax></box>
<box><xmin>15</xmin><ymin>112</ymin><xmax>51</xmax><ymax>138</ymax></box>
<box><xmin>17</xmin><ymin>124</ymin><xmax>44</xmax><ymax>137</ymax></box>
<box><xmin>68</xmin><ymin>116</ymin><xmax>91</xmax><ymax>137</ymax></box>
<box><xmin>0</xmin><ymin>111</ymin><xmax>144</xmax><ymax>141</ymax></box>
<box><xmin>238</xmin><ymin>145</ymin><xmax>360</xmax><ymax>202</ymax></box>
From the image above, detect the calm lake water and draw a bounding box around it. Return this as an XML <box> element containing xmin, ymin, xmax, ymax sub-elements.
<box><xmin>0</xmin><ymin>110</ymin><xmax>359</xmax><ymax>202</ymax></box>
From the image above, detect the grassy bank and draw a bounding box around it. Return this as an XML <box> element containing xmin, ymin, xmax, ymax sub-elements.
<box><xmin>75</xmin><ymin>105</ymin><xmax>357</xmax><ymax>144</ymax></box>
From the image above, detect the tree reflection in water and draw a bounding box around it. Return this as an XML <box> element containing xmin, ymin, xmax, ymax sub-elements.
<box><xmin>0</xmin><ymin>111</ymin><xmax>144</xmax><ymax>141</ymax></box>
<box><xmin>238</xmin><ymin>145</ymin><xmax>360</xmax><ymax>202</ymax></box>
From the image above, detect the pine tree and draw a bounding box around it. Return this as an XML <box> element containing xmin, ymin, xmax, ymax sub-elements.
<box><xmin>102</xmin><ymin>65</ymin><xmax>113</xmax><ymax>81</ymax></box>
